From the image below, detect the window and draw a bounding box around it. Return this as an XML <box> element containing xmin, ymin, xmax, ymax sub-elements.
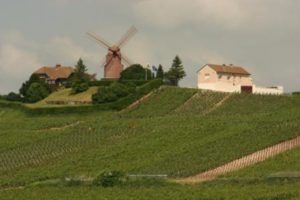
<box><xmin>204</xmin><ymin>73</ymin><xmax>210</xmax><ymax>80</ymax></box>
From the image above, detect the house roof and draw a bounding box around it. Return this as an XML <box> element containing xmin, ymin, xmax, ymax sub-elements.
<box><xmin>201</xmin><ymin>64</ymin><xmax>251</xmax><ymax>75</ymax></box>
<box><xmin>34</xmin><ymin>65</ymin><xmax>74</xmax><ymax>80</ymax></box>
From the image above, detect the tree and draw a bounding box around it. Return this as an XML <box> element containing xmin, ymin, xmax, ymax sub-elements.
<box><xmin>75</xmin><ymin>58</ymin><xmax>88</xmax><ymax>78</ymax></box>
<box><xmin>156</xmin><ymin>64</ymin><xmax>164</xmax><ymax>79</ymax></box>
<box><xmin>165</xmin><ymin>55</ymin><xmax>186</xmax><ymax>86</ymax></box>
<box><xmin>120</xmin><ymin>64</ymin><xmax>152</xmax><ymax>81</ymax></box>
<box><xmin>70</xmin><ymin>58</ymin><xmax>91</xmax><ymax>93</ymax></box>
<box><xmin>25</xmin><ymin>82</ymin><xmax>50</xmax><ymax>103</ymax></box>
<box><xmin>20</xmin><ymin>74</ymin><xmax>48</xmax><ymax>98</ymax></box>
<box><xmin>19</xmin><ymin>74</ymin><xmax>51</xmax><ymax>102</ymax></box>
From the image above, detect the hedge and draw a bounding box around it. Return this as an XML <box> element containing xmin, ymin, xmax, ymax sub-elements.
<box><xmin>292</xmin><ymin>91</ymin><xmax>300</xmax><ymax>96</ymax></box>
<box><xmin>88</xmin><ymin>80</ymin><xmax>149</xmax><ymax>87</ymax></box>
<box><xmin>0</xmin><ymin>79</ymin><xmax>163</xmax><ymax>115</ymax></box>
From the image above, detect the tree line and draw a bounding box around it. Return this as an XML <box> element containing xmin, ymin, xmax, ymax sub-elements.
<box><xmin>2</xmin><ymin>55</ymin><xmax>186</xmax><ymax>103</ymax></box>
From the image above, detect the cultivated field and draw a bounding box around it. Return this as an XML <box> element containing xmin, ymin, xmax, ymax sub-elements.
<box><xmin>1</xmin><ymin>87</ymin><xmax>300</xmax><ymax>199</ymax></box>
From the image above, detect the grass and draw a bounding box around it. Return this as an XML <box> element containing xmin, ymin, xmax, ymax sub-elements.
<box><xmin>1</xmin><ymin>181</ymin><xmax>300</xmax><ymax>200</ymax></box>
<box><xmin>26</xmin><ymin>87</ymin><xmax>98</xmax><ymax>108</ymax></box>
<box><xmin>1</xmin><ymin>87</ymin><xmax>300</xmax><ymax>198</ymax></box>
<box><xmin>124</xmin><ymin>86</ymin><xmax>197</xmax><ymax>117</ymax></box>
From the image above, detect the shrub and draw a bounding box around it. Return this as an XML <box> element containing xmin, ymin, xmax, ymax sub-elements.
<box><xmin>88</xmin><ymin>80</ymin><xmax>116</xmax><ymax>87</ymax></box>
<box><xmin>72</xmin><ymin>81</ymin><xmax>89</xmax><ymax>94</ymax></box>
<box><xmin>25</xmin><ymin>82</ymin><xmax>50</xmax><ymax>103</ymax></box>
<box><xmin>120</xmin><ymin>64</ymin><xmax>152</xmax><ymax>81</ymax></box>
<box><xmin>92</xmin><ymin>87</ymin><xmax>118</xmax><ymax>104</ymax></box>
<box><xmin>93</xmin><ymin>171</ymin><xmax>127</xmax><ymax>187</ymax></box>
<box><xmin>92</xmin><ymin>82</ymin><xmax>132</xmax><ymax>104</ymax></box>
<box><xmin>20</xmin><ymin>74</ymin><xmax>51</xmax><ymax>102</ymax></box>
<box><xmin>292</xmin><ymin>91</ymin><xmax>300</xmax><ymax>96</ymax></box>
<box><xmin>5</xmin><ymin>92</ymin><xmax>23</xmax><ymax>102</ymax></box>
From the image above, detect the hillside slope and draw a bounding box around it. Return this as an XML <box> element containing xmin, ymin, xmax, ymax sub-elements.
<box><xmin>27</xmin><ymin>87</ymin><xmax>98</xmax><ymax>107</ymax></box>
<box><xmin>1</xmin><ymin>87</ymin><xmax>300</xmax><ymax>199</ymax></box>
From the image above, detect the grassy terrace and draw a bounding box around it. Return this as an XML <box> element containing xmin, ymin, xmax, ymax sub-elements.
<box><xmin>26</xmin><ymin>87</ymin><xmax>98</xmax><ymax>108</ymax></box>
<box><xmin>1</xmin><ymin>87</ymin><xmax>300</xmax><ymax>199</ymax></box>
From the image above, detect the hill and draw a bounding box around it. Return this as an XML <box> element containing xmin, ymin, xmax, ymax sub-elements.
<box><xmin>1</xmin><ymin>87</ymin><xmax>300</xmax><ymax>199</ymax></box>
<box><xmin>26</xmin><ymin>87</ymin><xmax>98</xmax><ymax>107</ymax></box>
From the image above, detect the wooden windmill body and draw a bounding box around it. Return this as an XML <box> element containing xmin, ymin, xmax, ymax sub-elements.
<box><xmin>87</xmin><ymin>27</ymin><xmax>137</xmax><ymax>80</ymax></box>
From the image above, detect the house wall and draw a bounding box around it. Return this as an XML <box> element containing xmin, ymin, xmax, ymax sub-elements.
<box><xmin>197</xmin><ymin>65</ymin><xmax>218</xmax><ymax>84</ymax></box>
<box><xmin>253</xmin><ymin>85</ymin><xmax>284</xmax><ymax>95</ymax></box>
<box><xmin>197</xmin><ymin>65</ymin><xmax>253</xmax><ymax>93</ymax></box>
<box><xmin>198</xmin><ymin>82</ymin><xmax>241</xmax><ymax>93</ymax></box>
<box><xmin>197</xmin><ymin>65</ymin><xmax>283</xmax><ymax>95</ymax></box>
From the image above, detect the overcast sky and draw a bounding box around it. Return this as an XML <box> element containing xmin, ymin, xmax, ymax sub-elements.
<box><xmin>0</xmin><ymin>0</ymin><xmax>299</xmax><ymax>94</ymax></box>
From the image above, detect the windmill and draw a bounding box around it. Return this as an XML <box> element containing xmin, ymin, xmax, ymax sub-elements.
<box><xmin>87</xmin><ymin>26</ymin><xmax>137</xmax><ymax>80</ymax></box>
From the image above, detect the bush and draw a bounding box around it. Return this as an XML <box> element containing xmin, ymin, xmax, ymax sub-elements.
<box><xmin>93</xmin><ymin>171</ymin><xmax>127</xmax><ymax>187</ymax></box>
<box><xmin>292</xmin><ymin>91</ymin><xmax>300</xmax><ymax>96</ymax></box>
<box><xmin>72</xmin><ymin>81</ymin><xmax>89</xmax><ymax>94</ymax></box>
<box><xmin>25</xmin><ymin>82</ymin><xmax>50</xmax><ymax>103</ymax></box>
<box><xmin>92</xmin><ymin>82</ymin><xmax>132</xmax><ymax>104</ymax></box>
<box><xmin>120</xmin><ymin>64</ymin><xmax>152</xmax><ymax>81</ymax></box>
<box><xmin>88</xmin><ymin>80</ymin><xmax>116</xmax><ymax>87</ymax></box>
<box><xmin>5</xmin><ymin>92</ymin><xmax>23</xmax><ymax>102</ymax></box>
<box><xmin>20</xmin><ymin>74</ymin><xmax>51</xmax><ymax>102</ymax></box>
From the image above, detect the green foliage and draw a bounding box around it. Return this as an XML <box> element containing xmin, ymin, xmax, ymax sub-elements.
<box><xmin>120</xmin><ymin>64</ymin><xmax>152</xmax><ymax>81</ymax></box>
<box><xmin>165</xmin><ymin>55</ymin><xmax>186</xmax><ymax>86</ymax></box>
<box><xmin>126</xmin><ymin>86</ymin><xmax>197</xmax><ymax>117</ymax></box>
<box><xmin>88</xmin><ymin>80</ymin><xmax>116</xmax><ymax>87</ymax></box>
<box><xmin>19</xmin><ymin>74</ymin><xmax>51</xmax><ymax>102</ymax></box>
<box><xmin>292</xmin><ymin>91</ymin><xmax>300</xmax><ymax>96</ymax></box>
<box><xmin>25</xmin><ymin>83</ymin><xmax>50</xmax><ymax>103</ymax></box>
<box><xmin>1</xmin><ymin>86</ymin><xmax>300</xmax><ymax>199</ymax></box>
<box><xmin>92</xmin><ymin>82</ymin><xmax>131</xmax><ymax>104</ymax></box>
<box><xmin>5</xmin><ymin>92</ymin><xmax>23</xmax><ymax>102</ymax></box>
<box><xmin>71</xmin><ymin>81</ymin><xmax>89</xmax><ymax>94</ymax></box>
<box><xmin>93</xmin><ymin>171</ymin><xmax>127</xmax><ymax>187</ymax></box>
<box><xmin>75</xmin><ymin>58</ymin><xmax>87</xmax><ymax>74</ymax></box>
<box><xmin>69</xmin><ymin>58</ymin><xmax>92</xmax><ymax>93</ymax></box>
<box><xmin>156</xmin><ymin>64</ymin><xmax>164</xmax><ymax>79</ymax></box>
<box><xmin>1</xmin><ymin>180</ymin><xmax>300</xmax><ymax>199</ymax></box>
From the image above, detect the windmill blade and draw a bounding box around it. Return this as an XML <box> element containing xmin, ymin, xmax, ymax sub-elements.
<box><xmin>116</xmin><ymin>26</ymin><xmax>137</xmax><ymax>48</ymax></box>
<box><xmin>86</xmin><ymin>32</ymin><xmax>111</xmax><ymax>49</ymax></box>
<box><xmin>121</xmin><ymin>54</ymin><xmax>133</xmax><ymax>66</ymax></box>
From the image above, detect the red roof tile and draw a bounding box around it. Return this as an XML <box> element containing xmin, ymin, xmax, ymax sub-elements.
<box><xmin>207</xmin><ymin>64</ymin><xmax>251</xmax><ymax>75</ymax></box>
<box><xmin>34</xmin><ymin>65</ymin><xmax>74</xmax><ymax>80</ymax></box>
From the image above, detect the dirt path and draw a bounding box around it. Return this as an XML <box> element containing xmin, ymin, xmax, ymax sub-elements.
<box><xmin>176</xmin><ymin>136</ymin><xmax>300</xmax><ymax>184</ymax></box>
<box><xmin>38</xmin><ymin>121</ymin><xmax>82</xmax><ymax>131</ymax></box>
<box><xmin>201</xmin><ymin>93</ymin><xmax>232</xmax><ymax>116</ymax></box>
<box><xmin>174</xmin><ymin>92</ymin><xmax>199</xmax><ymax>112</ymax></box>
<box><xmin>119</xmin><ymin>91</ymin><xmax>156</xmax><ymax>113</ymax></box>
<box><xmin>0</xmin><ymin>186</ymin><xmax>25</xmax><ymax>192</ymax></box>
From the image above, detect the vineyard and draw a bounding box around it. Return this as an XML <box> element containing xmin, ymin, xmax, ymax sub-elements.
<box><xmin>1</xmin><ymin>87</ymin><xmax>300</xmax><ymax>199</ymax></box>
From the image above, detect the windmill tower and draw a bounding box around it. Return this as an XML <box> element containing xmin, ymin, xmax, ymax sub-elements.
<box><xmin>87</xmin><ymin>26</ymin><xmax>137</xmax><ymax>80</ymax></box>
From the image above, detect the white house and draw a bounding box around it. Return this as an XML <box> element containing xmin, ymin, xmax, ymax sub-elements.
<box><xmin>197</xmin><ymin>64</ymin><xmax>283</xmax><ymax>95</ymax></box>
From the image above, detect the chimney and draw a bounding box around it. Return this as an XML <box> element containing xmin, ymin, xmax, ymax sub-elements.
<box><xmin>56</xmin><ymin>64</ymin><xmax>61</xmax><ymax>68</ymax></box>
